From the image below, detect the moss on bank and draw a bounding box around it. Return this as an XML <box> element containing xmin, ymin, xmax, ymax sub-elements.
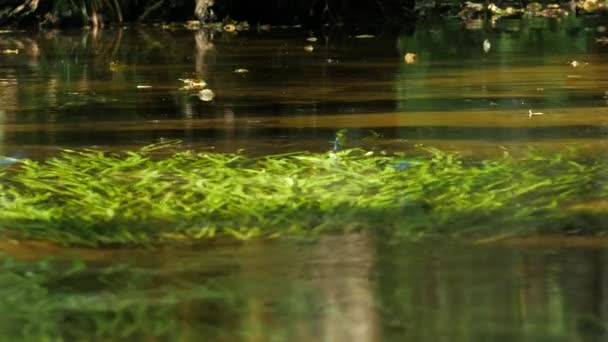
<box><xmin>0</xmin><ymin>143</ymin><xmax>606</xmax><ymax>245</ymax></box>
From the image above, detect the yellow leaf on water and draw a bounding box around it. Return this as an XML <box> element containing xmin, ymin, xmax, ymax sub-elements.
<box><xmin>404</xmin><ymin>52</ymin><xmax>417</xmax><ymax>64</ymax></box>
<box><xmin>223</xmin><ymin>24</ymin><xmax>237</xmax><ymax>32</ymax></box>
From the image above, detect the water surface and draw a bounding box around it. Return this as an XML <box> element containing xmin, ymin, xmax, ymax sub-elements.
<box><xmin>2</xmin><ymin>235</ymin><xmax>608</xmax><ymax>341</ymax></box>
<box><xmin>1</xmin><ymin>16</ymin><xmax>608</xmax><ymax>341</ymax></box>
<box><xmin>1</xmin><ymin>17</ymin><xmax>607</xmax><ymax>157</ymax></box>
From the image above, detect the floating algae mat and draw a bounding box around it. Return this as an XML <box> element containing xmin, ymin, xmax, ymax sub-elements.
<box><xmin>0</xmin><ymin>143</ymin><xmax>606</xmax><ymax>245</ymax></box>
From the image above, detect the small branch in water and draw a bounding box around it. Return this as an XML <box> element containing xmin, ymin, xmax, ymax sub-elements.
<box><xmin>528</xmin><ymin>109</ymin><xmax>544</xmax><ymax>118</ymax></box>
<box><xmin>376</xmin><ymin>0</ymin><xmax>387</xmax><ymax>18</ymax></box>
<box><xmin>139</xmin><ymin>0</ymin><xmax>165</xmax><ymax>22</ymax></box>
<box><xmin>112</xmin><ymin>0</ymin><xmax>123</xmax><ymax>22</ymax></box>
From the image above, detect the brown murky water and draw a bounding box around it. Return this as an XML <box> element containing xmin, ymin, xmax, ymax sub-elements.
<box><xmin>1</xmin><ymin>17</ymin><xmax>608</xmax><ymax>341</ymax></box>
<box><xmin>2</xmin><ymin>235</ymin><xmax>608</xmax><ymax>341</ymax></box>
<box><xmin>1</xmin><ymin>17</ymin><xmax>607</xmax><ymax>158</ymax></box>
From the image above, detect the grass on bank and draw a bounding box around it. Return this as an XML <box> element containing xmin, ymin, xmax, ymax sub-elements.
<box><xmin>0</xmin><ymin>142</ymin><xmax>606</xmax><ymax>245</ymax></box>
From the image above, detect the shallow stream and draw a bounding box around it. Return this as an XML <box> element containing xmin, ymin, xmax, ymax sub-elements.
<box><xmin>1</xmin><ymin>17</ymin><xmax>607</xmax><ymax>340</ymax></box>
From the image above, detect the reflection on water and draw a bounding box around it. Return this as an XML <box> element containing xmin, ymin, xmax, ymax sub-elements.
<box><xmin>1</xmin><ymin>235</ymin><xmax>608</xmax><ymax>341</ymax></box>
<box><xmin>0</xmin><ymin>17</ymin><xmax>606</xmax><ymax>157</ymax></box>
<box><xmin>1</xmin><ymin>17</ymin><xmax>608</xmax><ymax>341</ymax></box>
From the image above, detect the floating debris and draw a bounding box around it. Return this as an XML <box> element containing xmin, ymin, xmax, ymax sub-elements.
<box><xmin>234</xmin><ymin>68</ymin><xmax>249</xmax><ymax>74</ymax></box>
<box><xmin>579</xmin><ymin>0</ymin><xmax>604</xmax><ymax>13</ymax></box>
<box><xmin>303</xmin><ymin>45</ymin><xmax>314</xmax><ymax>52</ymax></box>
<box><xmin>235</xmin><ymin>21</ymin><xmax>250</xmax><ymax>31</ymax></box>
<box><xmin>198</xmin><ymin>89</ymin><xmax>215</xmax><ymax>102</ymax></box>
<box><xmin>404</xmin><ymin>53</ymin><xmax>417</xmax><ymax>64</ymax></box>
<box><xmin>179</xmin><ymin>79</ymin><xmax>207</xmax><ymax>90</ymax></box>
<box><xmin>136</xmin><ymin>85</ymin><xmax>152</xmax><ymax>89</ymax></box>
<box><xmin>483</xmin><ymin>39</ymin><xmax>491</xmax><ymax>53</ymax></box>
<box><xmin>109</xmin><ymin>61</ymin><xmax>126</xmax><ymax>72</ymax></box>
<box><xmin>1</xmin><ymin>49</ymin><xmax>18</xmax><ymax>54</ymax></box>
<box><xmin>458</xmin><ymin>2</ymin><xmax>484</xmax><ymax>19</ymax></box>
<box><xmin>223</xmin><ymin>24</ymin><xmax>237</xmax><ymax>32</ymax></box>
<box><xmin>569</xmin><ymin>60</ymin><xmax>588</xmax><ymax>67</ymax></box>
<box><xmin>355</xmin><ymin>34</ymin><xmax>375</xmax><ymax>39</ymax></box>
<box><xmin>528</xmin><ymin>109</ymin><xmax>544</xmax><ymax>117</ymax></box>
<box><xmin>185</xmin><ymin>20</ymin><xmax>201</xmax><ymax>30</ymax></box>
<box><xmin>596</xmin><ymin>37</ymin><xmax>608</xmax><ymax>45</ymax></box>
<box><xmin>306</xmin><ymin>37</ymin><xmax>318</xmax><ymax>42</ymax></box>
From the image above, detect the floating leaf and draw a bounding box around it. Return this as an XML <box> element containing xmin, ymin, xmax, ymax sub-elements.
<box><xmin>404</xmin><ymin>53</ymin><xmax>417</xmax><ymax>64</ymax></box>
<box><xmin>483</xmin><ymin>39</ymin><xmax>491</xmax><ymax>53</ymax></box>
<box><xmin>179</xmin><ymin>78</ymin><xmax>207</xmax><ymax>90</ymax></box>
<box><xmin>223</xmin><ymin>24</ymin><xmax>237</xmax><ymax>32</ymax></box>
<box><xmin>198</xmin><ymin>89</ymin><xmax>215</xmax><ymax>101</ymax></box>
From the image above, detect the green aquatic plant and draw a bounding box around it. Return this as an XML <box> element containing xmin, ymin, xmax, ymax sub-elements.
<box><xmin>0</xmin><ymin>142</ymin><xmax>606</xmax><ymax>245</ymax></box>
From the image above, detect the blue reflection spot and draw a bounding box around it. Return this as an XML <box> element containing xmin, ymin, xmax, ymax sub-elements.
<box><xmin>391</xmin><ymin>160</ymin><xmax>410</xmax><ymax>171</ymax></box>
<box><xmin>0</xmin><ymin>153</ymin><xmax>24</xmax><ymax>166</ymax></box>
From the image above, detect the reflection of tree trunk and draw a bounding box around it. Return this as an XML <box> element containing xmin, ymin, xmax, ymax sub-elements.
<box><xmin>110</xmin><ymin>28</ymin><xmax>124</xmax><ymax>58</ymax></box>
<box><xmin>310</xmin><ymin>234</ymin><xmax>380</xmax><ymax>342</ymax></box>
<box><xmin>194</xmin><ymin>30</ymin><xmax>213</xmax><ymax>77</ymax></box>
<box><xmin>234</xmin><ymin>233</ymin><xmax>379</xmax><ymax>341</ymax></box>
<box><xmin>0</xmin><ymin>77</ymin><xmax>17</xmax><ymax>150</ymax></box>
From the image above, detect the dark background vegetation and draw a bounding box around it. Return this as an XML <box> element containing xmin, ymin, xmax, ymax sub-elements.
<box><xmin>0</xmin><ymin>0</ymin><xmax>417</xmax><ymax>27</ymax></box>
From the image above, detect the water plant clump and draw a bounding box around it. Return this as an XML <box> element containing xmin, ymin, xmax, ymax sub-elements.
<box><xmin>0</xmin><ymin>143</ymin><xmax>606</xmax><ymax>245</ymax></box>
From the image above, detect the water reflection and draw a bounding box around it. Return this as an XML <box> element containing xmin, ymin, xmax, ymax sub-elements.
<box><xmin>1</xmin><ymin>235</ymin><xmax>608</xmax><ymax>341</ymax></box>
<box><xmin>1</xmin><ymin>17</ymin><xmax>608</xmax><ymax>342</ymax></box>
<box><xmin>0</xmin><ymin>17</ymin><xmax>606</xmax><ymax>157</ymax></box>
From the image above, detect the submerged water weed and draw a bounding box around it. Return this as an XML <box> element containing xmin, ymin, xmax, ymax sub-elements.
<box><xmin>0</xmin><ymin>256</ymin><xmax>245</xmax><ymax>341</ymax></box>
<box><xmin>0</xmin><ymin>144</ymin><xmax>606</xmax><ymax>245</ymax></box>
